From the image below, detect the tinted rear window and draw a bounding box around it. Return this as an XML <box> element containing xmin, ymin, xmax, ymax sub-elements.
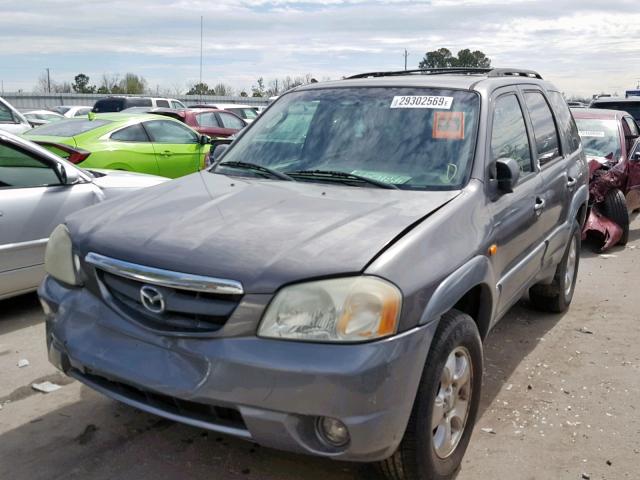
<box><xmin>94</xmin><ymin>98</ymin><xmax>152</xmax><ymax>112</ymax></box>
<box><xmin>27</xmin><ymin>119</ymin><xmax>111</xmax><ymax>137</ymax></box>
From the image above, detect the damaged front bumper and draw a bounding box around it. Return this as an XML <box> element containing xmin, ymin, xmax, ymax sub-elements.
<box><xmin>582</xmin><ymin>207</ymin><xmax>623</xmax><ymax>252</ymax></box>
<box><xmin>39</xmin><ymin>275</ymin><xmax>435</xmax><ymax>462</ymax></box>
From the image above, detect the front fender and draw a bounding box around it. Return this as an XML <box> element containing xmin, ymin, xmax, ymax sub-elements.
<box><xmin>419</xmin><ymin>255</ymin><xmax>495</xmax><ymax>338</ymax></box>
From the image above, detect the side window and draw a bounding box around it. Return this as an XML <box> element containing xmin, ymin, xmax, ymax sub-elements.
<box><xmin>547</xmin><ymin>91</ymin><xmax>581</xmax><ymax>154</ymax></box>
<box><xmin>156</xmin><ymin>99</ymin><xmax>170</xmax><ymax>108</ymax></box>
<box><xmin>491</xmin><ymin>94</ymin><xmax>533</xmax><ymax>176</ymax></box>
<box><xmin>523</xmin><ymin>91</ymin><xmax>561</xmax><ymax>165</ymax></box>
<box><xmin>111</xmin><ymin>123</ymin><xmax>149</xmax><ymax>142</ymax></box>
<box><xmin>195</xmin><ymin>112</ymin><xmax>221</xmax><ymax>128</ymax></box>
<box><xmin>218</xmin><ymin>112</ymin><xmax>245</xmax><ymax>129</ymax></box>
<box><xmin>144</xmin><ymin>120</ymin><xmax>198</xmax><ymax>144</ymax></box>
<box><xmin>0</xmin><ymin>143</ymin><xmax>61</xmax><ymax>188</ymax></box>
<box><xmin>0</xmin><ymin>102</ymin><xmax>15</xmax><ymax>123</ymax></box>
<box><xmin>172</xmin><ymin>101</ymin><xmax>186</xmax><ymax>109</ymax></box>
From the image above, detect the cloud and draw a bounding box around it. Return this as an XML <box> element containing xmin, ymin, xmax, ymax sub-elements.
<box><xmin>0</xmin><ymin>0</ymin><xmax>638</xmax><ymax>96</ymax></box>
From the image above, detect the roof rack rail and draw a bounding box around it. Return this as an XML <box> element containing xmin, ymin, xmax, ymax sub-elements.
<box><xmin>347</xmin><ymin>67</ymin><xmax>543</xmax><ymax>80</ymax></box>
<box><xmin>486</xmin><ymin>68</ymin><xmax>543</xmax><ymax>79</ymax></box>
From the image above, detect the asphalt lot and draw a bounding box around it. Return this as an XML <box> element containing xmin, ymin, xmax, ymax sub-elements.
<box><xmin>1</xmin><ymin>215</ymin><xmax>639</xmax><ymax>480</ymax></box>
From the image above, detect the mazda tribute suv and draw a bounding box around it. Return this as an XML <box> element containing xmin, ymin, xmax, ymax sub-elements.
<box><xmin>40</xmin><ymin>68</ymin><xmax>588</xmax><ymax>480</ymax></box>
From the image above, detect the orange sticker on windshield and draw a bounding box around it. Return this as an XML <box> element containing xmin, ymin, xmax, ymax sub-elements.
<box><xmin>433</xmin><ymin>112</ymin><xmax>465</xmax><ymax>140</ymax></box>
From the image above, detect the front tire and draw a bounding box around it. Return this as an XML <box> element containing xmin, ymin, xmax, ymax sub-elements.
<box><xmin>529</xmin><ymin>219</ymin><xmax>580</xmax><ymax>313</ymax></box>
<box><xmin>601</xmin><ymin>189</ymin><xmax>629</xmax><ymax>245</ymax></box>
<box><xmin>377</xmin><ymin>310</ymin><xmax>483</xmax><ymax>480</ymax></box>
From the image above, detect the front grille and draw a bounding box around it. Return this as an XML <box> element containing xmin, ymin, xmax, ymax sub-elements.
<box><xmin>99</xmin><ymin>271</ymin><xmax>241</xmax><ymax>333</ymax></box>
<box><xmin>74</xmin><ymin>369</ymin><xmax>247</xmax><ymax>432</ymax></box>
<box><xmin>85</xmin><ymin>253</ymin><xmax>244</xmax><ymax>335</ymax></box>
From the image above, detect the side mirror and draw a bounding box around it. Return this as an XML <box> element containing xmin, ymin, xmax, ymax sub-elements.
<box><xmin>632</xmin><ymin>151</ymin><xmax>640</xmax><ymax>162</ymax></box>
<box><xmin>495</xmin><ymin>158</ymin><xmax>520</xmax><ymax>193</ymax></box>
<box><xmin>56</xmin><ymin>163</ymin><xmax>81</xmax><ymax>185</ymax></box>
<box><xmin>212</xmin><ymin>143</ymin><xmax>229</xmax><ymax>162</ymax></box>
<box><xmin>199</xmin><ymin>134</ymin><xmax>211</xmax><ymax>146</ymax></box>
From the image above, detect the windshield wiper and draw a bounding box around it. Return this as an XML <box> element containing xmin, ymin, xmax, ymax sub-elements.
<box><xmin>286</xmin><ymin>169</ymin><xmax>399</xmax><ymax>189</ymax></box>
<box><xmin>217</xmin><ymin>161</ymin><xmax>295</xmax><ymax>181</ymax></box>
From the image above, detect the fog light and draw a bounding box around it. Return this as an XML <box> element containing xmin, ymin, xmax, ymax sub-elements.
<box><xmin>317</xmin><ymin>416</ymin><xmax>350</xmax><ymax>447</ymax></box>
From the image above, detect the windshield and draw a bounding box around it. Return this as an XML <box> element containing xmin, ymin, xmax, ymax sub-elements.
<box><xmin>215</xmin><ymin>87</ymin><xmax>480</xmax><ymax>190</ymax></box>
<box><xmin>574</xmin><ymin>118</ymin><xmax>621</xmax><ymax>159</ymax></box>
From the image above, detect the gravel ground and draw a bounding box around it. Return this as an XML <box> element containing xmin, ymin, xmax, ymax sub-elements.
<box><xmin>1</xmin><ymin>215</ymin><xmax>638</xmax><ymax>480</ymax></box>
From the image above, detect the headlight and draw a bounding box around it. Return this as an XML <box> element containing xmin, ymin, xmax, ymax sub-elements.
<box><xmin>44</xmin><ymin>224</ymin><xmax>82</xmax><ymax>286</ymax></box>
<box><xmin>258</xmin><ymin>276</ymin><xmax>402</xmax><ymax>342</ymax></box>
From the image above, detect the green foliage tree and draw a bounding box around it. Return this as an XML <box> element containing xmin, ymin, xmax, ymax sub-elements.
<box><xmin>186</xmin><ymin>82</ymin><xmax>210</xmax><ymax>95</ymax></box>
<box><xmin>419</xmin><ymin>48</ymin><xmax>491</xmax><ymax>69</ymax></box>
<box><xmin>72</xmin><ymin>73</ymin><xmax>96</xmax><ymax>93</ymax></box>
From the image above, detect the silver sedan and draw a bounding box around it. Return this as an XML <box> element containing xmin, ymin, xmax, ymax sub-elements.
<box><xmin>0</xmin><ymin>131</ymin><xmax>167</xmax><ymax>300</ymax></box>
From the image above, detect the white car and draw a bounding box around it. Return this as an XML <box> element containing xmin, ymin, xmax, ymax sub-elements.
<box><xmin>0</xmin><ymin>96</ymin><xmax>32</xmax><ymax>134</ymax></box>
<box><xmin>51</xmin><ymin>105</ymin><xmax>94</xmax><ymax>118</ymax></box>
<box><xmin>191</xmin><ymin>103</ymin><xmax>259</xmax><ymax>123</ymax></box>
<box><xmin>0</xmin><ymin>130</ymin><xmax>167</xmax><ymax>300</ymax></box>
<box><xmin>23</xmin><ymin>110</ymin><xmax>65</xmax><ymax>126</ymax></box>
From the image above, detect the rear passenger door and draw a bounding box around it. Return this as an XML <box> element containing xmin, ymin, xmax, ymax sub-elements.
<box><xmin>143</xmin><ymin>120</ymin><xmax>204</xmax><ymax>178</ymax></box>
<box><xmin>194</xmin><ymin>112</ymin><xmax>230</xmax><ymax>137</ymax></box>
<box><xmin>523</xmin><ymin>89</ymin><xmax>582</xmax><ymax>266</ymax></box>
<box><xmin>217</xmin><ymin>112</ymin><xmax>246</xmax><ymax>133</ymax></box>
<box><xmin>488</xmin><ymin>89</ymin><xmax>544</xmax><ymax>315</ymax></box>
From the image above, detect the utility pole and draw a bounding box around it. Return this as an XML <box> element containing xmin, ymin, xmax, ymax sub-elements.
<box><xmin>403</xmin><ymin>49</ymin><xmax>409</xmax><ymax>71</ymax></box>
<box><xmin>199</xmin><ymin>15</ymin><xmax>203</xmax><ymax>97</ymax></box>
<box><xmin>46</xmin><ymin>68</ymin><xmax>51</xmax><ymax>93</ymax></box>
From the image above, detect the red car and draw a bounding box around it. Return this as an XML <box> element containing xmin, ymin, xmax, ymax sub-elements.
<box><xmin>572</xmin><ymin>108</ymin><xmax>640</xmax><ymax>250</ymax></box>
<box><xmin>147</xmin><ymin>108</ymin><xmax>247</xmax><ymax>138</ymax></box>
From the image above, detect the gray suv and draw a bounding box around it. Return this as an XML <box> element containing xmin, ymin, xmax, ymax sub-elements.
<box><xmin>40</xmin><ymin>68</ymin><xmax>588</xmax><ymax>479</ymax></box>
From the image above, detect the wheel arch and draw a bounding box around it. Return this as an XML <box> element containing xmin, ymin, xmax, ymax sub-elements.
<box><xmin>419</xmin><ymin>255</ymin><xmax>495</xmax><ymax>340</ymax></box>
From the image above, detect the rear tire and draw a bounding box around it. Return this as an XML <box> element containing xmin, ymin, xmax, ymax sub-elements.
<box><xmin>376</xmin><ymin>310</ymin><xmax>483</xmax><ymax>480</ymax></box>
<box><xmin>601</xmin><ymin>189</ymin><xmax>629</xmax><ymax>245</ymax></box>
<box><xmin>529</xmin><ymin>219</ymin><xmax>580</xmax><ymax>313</ymax></box>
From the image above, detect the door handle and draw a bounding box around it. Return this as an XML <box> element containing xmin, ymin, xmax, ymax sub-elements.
<box><xmin>161</xmin><ymin>150</ymin><xmax>173</xmax><ymax>157</ymax></box>
<box><xmin>534</xmin><ymin>197</ymin><xmax>546</xmax><ymax>214</ymax></box>
<box><xmin>567</xmin><ymin>177</ymin><xmax>577</xmax><ymax>189</ymax></box>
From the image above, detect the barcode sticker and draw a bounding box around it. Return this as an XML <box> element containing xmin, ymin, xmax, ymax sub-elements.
<box><xmin>390</xmin><ymin>96</ymin><xmax>453</xmax><ymax>109</ymax></box>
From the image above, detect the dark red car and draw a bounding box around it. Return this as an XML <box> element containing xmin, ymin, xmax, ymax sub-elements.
<box><xmin>572</xmin><ymin>108</ymin><xmax>640</xmax><ymax>250</ymax></box>
<box><xmin>146</xmin><ymin>108</ymin><xmax>247</xmax><ymax>138</ymax></box>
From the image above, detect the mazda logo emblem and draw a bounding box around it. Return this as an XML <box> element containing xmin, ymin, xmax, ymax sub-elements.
<box><xmin>139</xmin><ymin>285</ymin><xmax>165</xmax><ymax>314</ymax></box>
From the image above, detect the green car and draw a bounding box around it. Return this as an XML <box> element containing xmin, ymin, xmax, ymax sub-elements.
<box><xmin>24</xmin><ymin>113</ymin><xmax>210</xmax><ymax>178</ymax></box>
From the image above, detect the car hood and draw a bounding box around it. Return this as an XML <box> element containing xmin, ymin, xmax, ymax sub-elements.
<box><xmin>67</xmin><ymin>172</ymin><xmax>461</xmax><ymax>293</ymax></box>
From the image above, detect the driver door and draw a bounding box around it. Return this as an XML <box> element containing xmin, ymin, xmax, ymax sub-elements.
<box><xmin>143</xmin><ymin>119</ymin><xmax>206</xmax><ymax>178</ymax></box>
<box><xmin>0</xmin><ymin>140</ymin><xmax>98</xmax><ymax>298</ymax></box>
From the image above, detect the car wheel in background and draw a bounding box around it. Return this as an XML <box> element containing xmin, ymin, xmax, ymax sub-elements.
<box><xmin>601</xmin><ymin>189</ymin><xmax>629</xmax><ymax>246</ymax></box>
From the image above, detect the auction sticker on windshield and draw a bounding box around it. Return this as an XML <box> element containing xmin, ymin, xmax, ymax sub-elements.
<box><xmin>578</xmin><ymin>130</ymin><xmax>606</xmax><ymax>138</ymax></box>
<box><xmin>390</xmin><ymin>96</ymin><xmax>453</xmax><ymax>109</ymax></box>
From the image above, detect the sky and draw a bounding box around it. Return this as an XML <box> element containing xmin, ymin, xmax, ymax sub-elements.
<box><xmin>1</xmin><ymin>0</ymin><xmax>639</xmax><ymax>97</ymax></box>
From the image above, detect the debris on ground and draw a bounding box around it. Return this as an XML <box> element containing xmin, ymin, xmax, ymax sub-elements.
<box><xmin>581</xmin><ymin>473</ymin><xmax>590</xmax><ymax>480</ymax></box>
<box><xmin>17</xmin><ymin>359</ymin><xmax>30</xmax><ymax>368</ymax></box>
<box><xmin>577</xmin><ymin>327</ymin><xmax>594</xmax><ymax>335</ymax></box>
<box><xmin>480</xmin><ymin>427</ymin><xmax>496</xmax><ymax>434</ymax></box>
<box><xmin>32</xmin><ymin>381</ymin><xmax>62</xmax><ymax>393</ymax></box>
<box><xmin>600</xmin><ymin>254</ymin><xmax>617</xmax><ymax>259</ymax></box>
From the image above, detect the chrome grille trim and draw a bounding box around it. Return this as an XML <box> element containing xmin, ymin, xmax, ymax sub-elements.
<box><xmin>85</xmin><ymin>252</ymin><xmax>244</xmax><ymax>295</ymax></box>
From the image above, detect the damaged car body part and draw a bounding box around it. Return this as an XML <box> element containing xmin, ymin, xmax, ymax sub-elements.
<box><xmin>572</xmin><ymin>108</ymin><xmax>640</xmax><ymax>250</ymax></box>
<box><xmin>40</xmin><ymin>68</ymin><xmax>588</xmax><ymax>480</ymax></box>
